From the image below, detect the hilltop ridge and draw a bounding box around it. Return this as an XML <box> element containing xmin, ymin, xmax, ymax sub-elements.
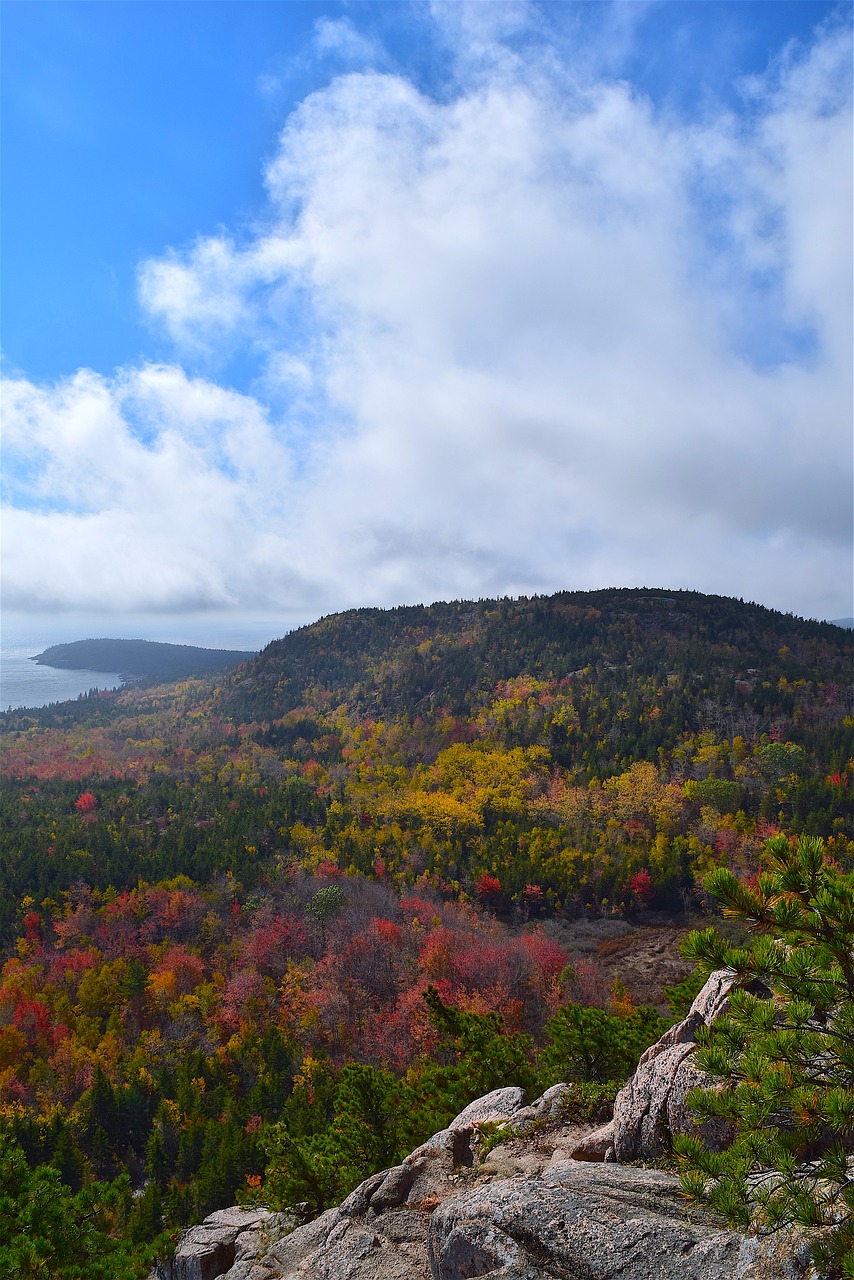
<box><xmin>221</xmin><ymin>585</ymin><xmax>851</xmax><ymax>732</ymax></box>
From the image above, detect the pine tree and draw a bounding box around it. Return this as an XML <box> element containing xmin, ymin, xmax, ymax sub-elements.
<box><xmin>539</xmin><ymin>1000</ymin><xmax>666</xmax><ymax>1087</ymax></box>
<box><xmin>675</xmin><ymin>835</ymin><xmax>854</xmax><ymax>1277</ymax></box>
<box><xmin>0</xmin><ymin>1132</ymin><xmax>147</xmax><ymax>1279</ymax></box>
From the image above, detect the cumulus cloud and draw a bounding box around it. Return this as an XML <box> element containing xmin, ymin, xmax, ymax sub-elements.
<box><xmin>3</xmin><ymin>9</ymin><xmax>852</xmax><ymax>622</ymax></box>
<box><xmin>1</xmin><ymin>367</ymin><xmax>310</xmax><ymax>613</ymax></box>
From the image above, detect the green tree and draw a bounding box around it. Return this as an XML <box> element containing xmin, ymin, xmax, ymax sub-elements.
<box><xmin>260</xmin><ymin>1126</ymin><xmax>345</xmax><ymax>1221</ymax></box>
<box><xmin>0</xmin><ymin>1131</ymin><xmax>154</xmax><ymax>1279</ymax></box>
<box><xmin>331</xmin><ymin>1064</ymin><xmax>408</xmax><ymax>1176</ymax></box>
<box><xmin>538</xmin><ymin>1001</ymin><xmax>667</xmax><ymax>1088</ymax></box>
<box><xmin>676</xmin><ymin>835</ymin><xmax>854</xmax><ymax>1277</ymax></box>
<box><xmin>262</xmin><ymin>1063</ymin><xmax>410</xmax><ymax>1220</ymax></box>
<box><xmin>304</xmin><ymin>885</ymin><xmax>346</xmax><ymax>947</ymax></box>
<box><xmin>411</xmin><ymin>986</ymin><xmax>535</xmax><ymax>1136</ymax></box>
<box><xmin>117</xmin><ymin>959</ymin><xmax>150</xmax><ymax>1032</ymax></box>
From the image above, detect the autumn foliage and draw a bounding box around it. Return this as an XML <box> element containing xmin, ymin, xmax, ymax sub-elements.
<box><xmin>0</xmin><ymin>588</ymin><xmax>850</xmax><ymax>1266</ymax></box>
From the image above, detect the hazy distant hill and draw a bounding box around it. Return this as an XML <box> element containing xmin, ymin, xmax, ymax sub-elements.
<box><xmin>33</xmin><ymin>638</ymin><xmax>255</xmax><ymax>683</ymax></box>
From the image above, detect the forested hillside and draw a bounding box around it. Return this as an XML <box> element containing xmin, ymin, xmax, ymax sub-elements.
<box><xmin>1</xmin><ymin>588</ymin><xmax>851</xmax><ymax>1273</ymax></box>
<box><xmin>224</xmin><ymin>587</ymin><xmax>850</xmax><ymax>724</ymax></box>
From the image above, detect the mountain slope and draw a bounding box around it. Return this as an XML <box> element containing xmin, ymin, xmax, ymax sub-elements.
<box><xmin>220</xmin><ymin>588</ymin><xmax>851</xmax><ymax>779</ymax></box>
<box><xmin>223</xmin><ymin>588</ymin><xmax>849</xmax><ymax>722</ymax></box>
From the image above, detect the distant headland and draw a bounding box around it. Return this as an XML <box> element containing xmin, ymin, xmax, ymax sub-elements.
<box><xmin>32</xmin><ymin>638</ymin><xmax>256</xmax><ymax>683</ymax></box>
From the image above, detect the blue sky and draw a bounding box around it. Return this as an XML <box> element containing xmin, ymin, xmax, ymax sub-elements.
<box><xmin>1</xmin><ymin>1</ymin><xmax>852</xmax><ymax>643</ymax></box>
<box><xmin>2</xmin><ymin>0</ymin><xmax>842</xmax><ymax>387</ymax></box>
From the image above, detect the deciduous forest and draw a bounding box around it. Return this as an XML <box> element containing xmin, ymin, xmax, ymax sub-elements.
<box><xmin>1</xmin><ymin>589</ymin><xmax>851</xmax><ymax>1274</ymax></box>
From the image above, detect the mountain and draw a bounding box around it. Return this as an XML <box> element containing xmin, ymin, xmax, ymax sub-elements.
<box><xmin>1</xmin><ymin>586</ymin><xmax>851</xmax><ymax>1273</ymax></box>
<box><xmin>33</xmin><ymin>637</ymin><xmax>255</xmax><ymax>682</ymax></box>
<box><xmin>220</xmin><ymin>588</ymin><xmax>850</xmax><ymax>769</ymax></box>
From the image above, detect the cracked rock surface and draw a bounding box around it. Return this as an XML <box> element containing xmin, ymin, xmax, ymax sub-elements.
<box><xmin>156</xmin><ymin>975</ymin><xmax>807</xmax><ymax>1280</ymax></box>
<box><xmin>428</xmin><ymin>1163</ymin><xmax>743</xmax><ymax>1280</ymax></box>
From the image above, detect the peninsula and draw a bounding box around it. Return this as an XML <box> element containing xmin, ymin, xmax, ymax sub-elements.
<box><xmin>32</xmin><ymin>637</ymin><xmax>256</xmax><ymax>683</ymax></box>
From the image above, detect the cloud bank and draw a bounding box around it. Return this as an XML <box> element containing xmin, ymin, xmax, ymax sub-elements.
<box><xmin>3</xmin><ymin>9</ymin><xmax>852</xmax><ymax>623</ymax></box>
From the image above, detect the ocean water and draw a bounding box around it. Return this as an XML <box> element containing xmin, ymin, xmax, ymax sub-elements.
<box><xmin>0</xmin><ymin>612</ymin><xmax>291</xmax><ymax>714</ymax></box>
<box><xmin>0</xmin><ymin>646</ymin><xmax>124</xmax><ymax>712</ymax></box>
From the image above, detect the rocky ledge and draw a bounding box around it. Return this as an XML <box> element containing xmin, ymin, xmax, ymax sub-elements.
<box><xmin>156</xmin><ymin>974</ymin><xmax>809</xmax><ymax>1280</ymax></box>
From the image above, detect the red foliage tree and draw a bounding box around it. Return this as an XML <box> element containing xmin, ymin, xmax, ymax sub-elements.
<box><xmin>219</xmin><ymin>968</ymin><xmax>271</xmax><ymax>1034</ymax></box>
<box><xmin>475</xmin><ymin>873</ymin><xmax>505</xmax><ymax>913</ymax></box>
<box><xmin>520</xmin><ymin>927</ymin><xmax>569</xmax><ymax>980</ymax></box>
<box><xmin>373</xmin><ymin>919</ymin><xmax>402</xmax><ymax>949</ymax></box>
<box><xmin>315</xmin><ymin>860</ymin><xmax>342</xmax><ymax>879</ymax></box>
<box><xmin>22</xmin><ymin>911</ymin><xmax>42</xmax><ymax>944</ymax></box>
<box><xmin>628</xmin><ymin>867</ymin><xmax>654</xmax><ymax>908</ymax></box>
<box><xmin>242</xmin><ymin>913</ymin><xmax>308</xmax><ymax>977</ymax></box>
<box><xmin>13</xmin><ymin>996</ymin><xmax>53</xmax><ymax>1048</ymax></box>
<box><xmin>155</xmin><ymin>944</ymin><xmax>205</xmax><ymax>995</ymax></box>
<box><xmin>399</xmin><ymin>895</ymin><xmax>438</xmax><ymax>922</ymax></box>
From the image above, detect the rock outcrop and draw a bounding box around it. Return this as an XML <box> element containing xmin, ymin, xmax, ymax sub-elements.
<box><xmin>572</xmin><ymin>967</ymin><xmax>741</xmax><ymax>1162</ymax></box>
<box><xmin>158</xmin><ymin>972</ymin><xmax>807</xmax><ymax>1280</ymax></box>
<box><xmin>612</xmin><ymin>967</ymin><xmax>739</xmax><ymax>1161</ymax></box>
<box><xmin>427</xmin><ymin>1163</ymin><xmax>750</xmax><ymax>1280</ymax></box>
<box><xmin>153</xmin><ymin>1207</ymin><xmax>293</xmax><ymax>1280</ymax></box>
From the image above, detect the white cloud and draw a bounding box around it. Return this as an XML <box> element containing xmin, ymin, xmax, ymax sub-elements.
<box><xmin>256</xmin><ymin>15</ymin><xmax>386</xmax><ymax>109</ymax></box>
<box><xmin>1</xmin><ymin>367</ymin><xmax>309</xmax><ymax>612</ymax></box>
<box><xmin>2</xmin><ymin>13</ymin><xmax>852</xmax><ymax>623</ymax></box>
<box><xmin>312</xmin><ymin>17</ymin><xmax>383</xmax><ymax>66</ymax></box>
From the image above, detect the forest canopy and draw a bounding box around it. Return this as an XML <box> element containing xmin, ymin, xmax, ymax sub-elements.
<box><xmin>1</xmin><ymin>588</ymin><xmax>851</xmax><ymax>1273</ymax></box>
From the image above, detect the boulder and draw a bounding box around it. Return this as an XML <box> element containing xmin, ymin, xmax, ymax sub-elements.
<box><xmin>521</xmin><ymin>1082</ymin><xmax>571</xmax><ymax>1124</ymax></box>
<box><xmin>246</xmin><ymin>1200</ymin><xmax>433</xmax><ymax>1279</ymax></box>
<box><xmin>154</xmin><ymin>1208</ymin><xmax>290</xmax><ymax>1280</ymax></box>
<box><xmin>187</xmin><ymin>1109</ymin><xmax>743</xmax><ymax>1280</ymax></box>
<box><xmin>570</xmin><ymin>1119</ymin><xmax>615</xmax><ymax>1161</ymax></box>
<box><xmin>735</xmin><ymin>1232</ymin><xmax>813</xmax><ymax>1280</ymax></box>
<box><xmin>447</xmin><ymin>1086</ymin><xmax>528</xmax><ymax>1130</ymax></box>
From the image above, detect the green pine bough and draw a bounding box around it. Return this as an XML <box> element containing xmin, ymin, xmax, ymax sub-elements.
<box><xmin>0</xmin><ymin>1131</ymin><xmax>171</xmax><ymax>1279</ymax></box>
<box><xmin>675</xmin><ymin>835</ymin><xmax>854</xmax><ymax>1278</ymax></box>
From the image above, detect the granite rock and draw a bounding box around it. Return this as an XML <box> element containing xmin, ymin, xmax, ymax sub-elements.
<box><xmin>612</xmin><ymin>968</ymin><xmax>740</xmax><ymax>1161</ymax></box>
<box><xmin>428</xmin><ymin>1162</ymin><xmax>744</xmax><ymax>1280</ymax></box>
<box><xmin>153</xmin><ymin>1208</ymin><xmax>291</xmax><ymax>1280</ymax></box>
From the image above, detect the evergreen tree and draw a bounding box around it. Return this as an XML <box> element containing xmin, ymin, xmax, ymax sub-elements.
<box><xmin>676</xmin><ymin>835</ymin><xmax>854</xmax><ymax>1277</ymax></box>
<box><xmin>0</xmin><ymin>1132</ymin><xmax>151</xmax><ymax>1279</ymax></box>
<box><xmin>411</xmin><ymin>986</ymin><xmax>535</xmax><ymax>1135</ymax></box>
<box><xmin>539</xmin><ymin>1000</ymin><xmax>666</xmax><ymax>1087</ymax></box>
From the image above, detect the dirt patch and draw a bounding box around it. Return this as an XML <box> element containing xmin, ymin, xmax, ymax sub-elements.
<box><xmin>543</xmin><ymin>917</ymin><xmax>693</xmax><ymax>1012</ymax></box>
<box><xmin>592</xmin><ymin>926</ymin><xmax>692</xmax><ymax>1010</ymax></box>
